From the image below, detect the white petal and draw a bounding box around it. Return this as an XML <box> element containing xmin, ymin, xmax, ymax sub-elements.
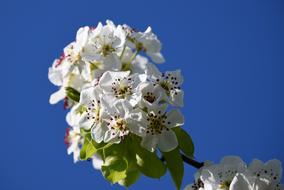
<box><xmin>92</xmin><ymin>154</ymin><xmax>103</xmax><ymax>170</ymax></box>
<box><xmin>221</xmin><ymin>156</ymin><xmax>246</xmax><ymax>167</ymax></box>
<box><xmin>113</xmin><ymin>25</ymin><xmax>126</xmax><ymax>48</ymax></box>
<box><xmin>128</xmin><ymin>123</ymin><xmax>145</xmax><ymax>137</ymax></box>
<box><xmin>78</xmin><ymin>112</ymin><xmax>94</xmax><ymax>130</ymax></box>
<box><xmin>157</xmin><ymin>130</ymin><xmax>178</xmax><ymax>152</ymax></box>
<box><xmin>104</xmin><ymin>130</ymin><xmax>120</xmax><ymax>143</ymax></box>
<box><xmin>99</xmin><ymin>71</ymin><xmax>130</xmax><ymax>91</ymax></box>
<box><xmin>229</xmin><ymin>173</ymin><xmax>251</xmax><ymax>190</ymax></box>
<box><xmin>79</xmin><ymin>86</ymin><xmax>101</xmax><ymax>105</ymax></box>
<box><xmin>66</xmin><ymin>104</ymin><xmax>81</xmax><ymax>127</ymax></box>
<box><xmin>200</xmin><ymin>169</ymin><xmax>217</xmax><ymax>185</ymax></box>
<box><xmin>48</xmin><ymin>65</ymin><xmax>63</xmax><ymax>86</ymax></box>
<box><xmin>92</xmin><ymin>22</ymin><xmax>103</xmax><ymax>37</ymax></box>
<box><xmin>91</xmin><ymin>124</ymin><xmax>107</xmax><ymax>143</ymax></box>
<box><xmin>166</xmin><ymin>70</ymin><xmax>183</xmax><ymax>84</ymax></box>
<box><xmin>147</xmin><ymin>52</ymin><xmax>165</xmax><ymax>64</ymax></box>
<box><xmin>141</xmin><ymin>134</ymin><xmax>158</xmax><ymax>152</ymax></box>
<box><xmin>249</xmin><ymin>159</ymin><xmax>282</xmax><ymax>185</ymax></box>
<box><xmin>106</xmin><ymin>20</ymin><xmax>115</xmax><ymax>27</ymax></box>
<box><xmin>170</xmin><ymin>90</ymin><xmax>184</xmax><ymax>107</ymax></box>
<box><xmin>144</xmin><ymin>26</ymin><xmax>152</xmax><ymax>34</ymax></box>
<box><xmin>103</xmin><ymin>54</ymin><xmax>122</xmax><ymax>70</ymax></box>
<box><xmin>75</xmin><ymin>26</ymin><xmax>89</xmax><ymax>51</ymax></box>
<box><xmin>49</xmin><ymin>88</ymin><xmax>66</xmax><ymax>104</ymax></box>
<box><xmin>165</xmin><ymin>109</ymin><xmax>184</xmax><ymax>128</ymax></box>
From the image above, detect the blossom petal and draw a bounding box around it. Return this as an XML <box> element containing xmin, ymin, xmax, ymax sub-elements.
<box><xmin>141</xmin><ymin>134</ymin><xmax>158</xmax><ymax>152</ymax></box>
<box><xmin>170</xmin><ymin>90</ymin><xmax>184</xmax><ymax>107</ymax></box>
<box><xmin>78</xmin><ymin>112</ymin><xmax>94</xmax><ymax>130</ymax></box>
<box><xmin>157</xmin><ymin>130</ymin><xmax>178</xmax><ymax>152</ymax></box>
<box><xmin>113</xmin><ymin>25</ymin><xmax>126</xmax><ymax>48</ymax></box>
<box><xmin>49</xmin><ymin>88</ymin><xmax>66</xmax><ymax>104</ymax></box>
<box><xmin>248</xmin><ymin>159</ymin><xmax>282</xmax><ymax>185</ymax></box>
<box><xmin>79</xmin><ymin>86</ymin><xmax>101</xmax><ymax>105</ymax></box>
<box><xmin>99</xmin><ymin>71</ymin><xmax>130</xmax><ymax>92</ymax></box>
<box><xmin>91</xmin><ymin>124</ymin><xmax>107</xmax><ymax>143</ymax></box>
<box><xmin>229</xmin><ymin>173</ymin><xmax>251</xmax><ymax>190</ymax></box>
<box><xmin>92</xmin><ymin>154</ymin><xmax>103</xmax><ymax>170</ymax></box>
<box><xmin>147</xmin><ymin>52</ymin><xmax>165</xmax><ymax>64</ymax></box>
<box><xmin>48</xmin><ymin>65</ymin><xmax>63</xmax><ymax>86</ymax></box>
<box><xmin>165</xmin><ymin>109</ymin><xmax>184</xmax><ymax>128</ymax></box>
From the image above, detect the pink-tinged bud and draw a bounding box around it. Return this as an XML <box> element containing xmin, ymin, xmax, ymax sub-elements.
<box><xmin>55</xmin><ymin>53</ymin><xmax>65</xmax><ymax>68</ymax></box>
<box><xmin>64</xmin><ymin>127</ymin><xmax>71</xmax><ymax>147</ymax></box>
<box><xmin>63</xmin><ymin>97</ymin><xmax>69</xmax><ymax>109</ymax></box>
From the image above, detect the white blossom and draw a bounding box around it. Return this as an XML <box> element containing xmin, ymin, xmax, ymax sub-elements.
<box><xmin>185</xmin><ymin>156</ymin><xmax>284</xmax><ymax>190</ymax></box>
<box><xmin>139</xmin><ymin>105</ymin><xmax>184</xmax><ymax>152</ymax></box>
<box><xmin>100</xmin><ymin>99</ymin><xmax>144</xmax><ymax>144</ymax></box>
<box><xmin>152</xmin><ymin>70</ymin><xmax>184</xmax><ymax>107</ymax></box>
<box><xmin>64</xmin><ymin>127</ymin><xmax>82</xmax><ymax>163</ymax></box>
<box><xmin>99</xmin><ymin>71</ymin><xmax>146</xmax><ymax>106</ymax></box>
<box><xmin>137</xmin><ymin>82</ymin><xmax>166</xmax><ymax>110</ymax></box>
<box><xmin>81</xmin><ymin>20</ymin><xmax>125</xmax><ymax>70</ymax></box>
<box><xmin>128</xmin><ymin>26</ymin><xmax>165</xmax><ymax>64</ymax></box>
<box><xmin>49</xmin><ymin>66</ymin><xmax>87</xmax><ymax>104</ymax></box>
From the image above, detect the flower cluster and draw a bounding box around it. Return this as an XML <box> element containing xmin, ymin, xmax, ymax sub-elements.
<box><xmin>49</xmin><ymin>20</ymin><xmax>283</xmax><ymax>190</ymax></box>
<box><xmin>49</xmin><ymin>20</ymin><xmax>192</xmax><ymax>188</ymax></box>
<box><xmin>185</xmin><ymin>156</ymin><xmax>284</xmax><ymax>190</ymax></box>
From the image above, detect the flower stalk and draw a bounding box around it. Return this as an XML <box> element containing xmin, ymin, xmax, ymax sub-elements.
<box><xmin>161</xmin><ymin>154</ymin><xmax>204</xmax><ymax>169</ymax></box>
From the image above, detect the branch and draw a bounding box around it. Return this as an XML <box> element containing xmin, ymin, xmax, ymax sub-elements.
<box><xmin>161</xmin><ymin>153</ymin><xmax>204</xmax><ymax>169</ymax></box>
<box><xmin>181</xmin><ymin>154</ymin><xmax>204</xmax><ymax>169</ymax></box>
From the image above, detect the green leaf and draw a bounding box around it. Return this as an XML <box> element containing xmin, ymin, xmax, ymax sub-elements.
<box><xmin>162</xmin><ymin>148</ymin><xmax>184</xmax><ymax>190</ymax></box>
<box><xmin>129</xmin><ymin>136</ymin><xmax>166</xmax><ymax>179</ymax></box>
<box><xmin>65</xmin><ymin>87</ymin><xmax>80</xmax><ymax>102</ymax></box>
<box><xmin>101</xmin><ymin>156</ymin><xmax>128</xmax><ymax>184</ymax></box>
<box><xmin>80</xmin><ymin>136</ymin><xmax>113</xmax><ymax>161</ymax></box>
<box><xmin>80</xmin><ymin>134</ymin><xmax>97</xmax><ymax>160</ymax></box>
<box><xmin>118</xmin><ymin>161</ymin><xmax>140</xmax><ymax>187</ymax></box>
<box><xmin>99</xmin><ymin>136</ymin><xmax>141</xmax><ymax>187</ymax></box>
<box><xmin>173</xmin><ymin>127</ymin><xmax>194</xmax><ymax>157</ymax></box>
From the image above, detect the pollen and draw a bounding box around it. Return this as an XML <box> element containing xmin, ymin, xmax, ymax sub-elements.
<box><xmin>86</xmin><ymin>99</ymin><xmax>101</xmax><ymax>122</ymax></box>
<box><xmin>146</xmin><ymin>111</ymin><xmax>169</xmax><ymax>135</ymax></box>
<box><xmin>156</xmin><ymin>73</ymin><xmax>181</xmax><ymax>95</ymax></box>
<box><xmin>143</xmin><ymin>92</ymin><xmax>156</xmax><ymax>103</ymax></box>
<box><xmin>111</xmin><ymin>77</ymin><xmax>134</xmax><ymax>98</ymax></box>
<box><xmin>108</xmin><ymin>115</ymin><xmax>129</xmax><ymax>139</ymax></box>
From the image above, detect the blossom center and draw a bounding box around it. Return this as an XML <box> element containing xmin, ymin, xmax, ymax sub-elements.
<box><xmin>143</xmin><ymin>92</ymin><xmax>156</xmax><ymax>103</ymax></box>
<box><xmin>112</xmin><ymin>77</ymin><xmax>134</xmax><ymax>98</ymax></box>
<box><xmin>220</xmin><ymin>180</ymin><xmax>231</xmax><ymax>190</ymax></box>
<box><xmin>191</xmin><ymin>179</ymin><xmax>204</xmax><ymax>190</ymax></box>
<box><xmin>146</xmin><ymin>112</ymin><xmax>170</xmax><ymax>135</ymax></box>
<box><xmin>108</xmin><ymin>116</ymin><xmax>129</xmax><ymax>139</ymax></box>
<box><xmin>86</xmin><ymin>99</ymin><xmax>101</xmax><ymax>122</ymax></box>
<box><xmin>156</xmin><ymin>73</ymin><xmax>181</xmax><ymax>95</ymax></box>
<box><xmin>101</xmin><ymin>44</ymin><xmax>115</xmax><ymax>56</ymax></box>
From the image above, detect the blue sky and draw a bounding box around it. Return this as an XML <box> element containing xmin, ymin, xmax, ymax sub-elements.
<box><xmin>0</xmin><ymin>0</ymin><xmax>283</xmax><ymax>189</ymax></box>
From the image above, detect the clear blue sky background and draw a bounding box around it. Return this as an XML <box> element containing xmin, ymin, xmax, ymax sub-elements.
<box><xmin>0</xmin><ymin>0</ymin><xmax>283</xmax><ymax>189</ymax></box>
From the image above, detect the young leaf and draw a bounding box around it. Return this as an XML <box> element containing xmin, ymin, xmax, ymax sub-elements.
<box><xmin>162</xmin><ymin>148</ymin><xmax>184</xmax><ymax>190</ymax></box>
<box><xmin>129</xmin><ymin>136</ymin><xmax>166</xmax><ymax>179</ymax></box>
<box><xmin>118</xmin><ymin>161</ymin><xmax>141</xmax><ymax>187</ymax></box>
<box><xmin>65</xmin><ymin>87</ymin><xmax>80</xmax><ymax>102</ymax></box>
<box><xmin>173</xmin><ymin>127</ymin><xmax>194</xmax><ymax>157</ymax></box>
<box><xmin>80</xmin><ymin>134</ymin><xmax>96</xmax><ymax>160</ymax></box>
<box><xmin>101</xmin><ymin>156</ymin><xmax>128</xmax><ymax>184</ymax></box>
